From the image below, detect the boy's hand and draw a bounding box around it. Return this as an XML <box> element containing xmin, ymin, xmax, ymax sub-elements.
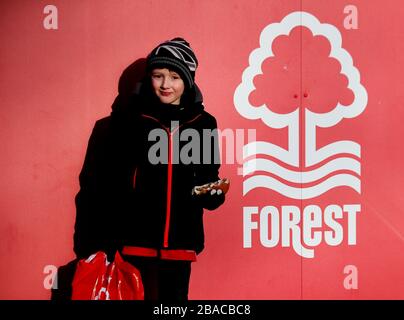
<box><xmin>192</xmin><ymin>178</ymin><xmax>230</xmax><ymax>196</ymax></box>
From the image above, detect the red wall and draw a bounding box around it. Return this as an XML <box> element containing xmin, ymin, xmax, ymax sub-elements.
<box><xmin>1</xmin><ymin>0</ymin><xmax>404</xmax><ymax>299</ymax></box>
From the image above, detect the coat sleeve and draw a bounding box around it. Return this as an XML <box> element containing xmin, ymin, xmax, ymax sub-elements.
<box><xmin>73</xmin><ymin>118</ymin><xmax>120</xmax><ymax>259</ymax></box>
<box><xmin>192</xmin><ymin>115</ymin><xmax>226</xmax><ymax>211</ymax></box>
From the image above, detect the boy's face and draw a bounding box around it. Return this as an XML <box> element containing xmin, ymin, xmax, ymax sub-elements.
<box><xmin>151</xmin><ymin>68</ymin><xmax>185</xmax><ymax>105</ymax></box>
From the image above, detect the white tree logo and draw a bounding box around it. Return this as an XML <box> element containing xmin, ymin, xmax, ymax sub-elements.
<box><xmin>234</xmin><ymin>11</ymin><xmax>368</xmax><ymax>199</ymax></box>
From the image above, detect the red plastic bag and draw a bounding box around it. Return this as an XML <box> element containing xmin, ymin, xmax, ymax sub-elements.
<box><xmin>72</xmin><ymin>251</ymin><xmax>144</xmax><ymax>300</ymax></box>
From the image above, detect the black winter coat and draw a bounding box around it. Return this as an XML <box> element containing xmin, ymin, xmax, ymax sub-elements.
<box><xmin>73</xmin><ymin>85</ymin><xmax>225</xmax><ymax>259</ymax></box>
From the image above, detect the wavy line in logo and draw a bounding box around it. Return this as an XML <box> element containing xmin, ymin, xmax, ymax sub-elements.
<box><xmin>242</xmin><ymin>140</ymin><xmax>361</xmax><ymax>199</ymax></box>
<box><xmin>243</xmin><ymin>154</ymin><xmax>361</xmax><ymax>199</ymax></box>
<box><xmin>243</xmin><ymin>157</ymin><xmax>360</xmax><ymax>184</ymax></box>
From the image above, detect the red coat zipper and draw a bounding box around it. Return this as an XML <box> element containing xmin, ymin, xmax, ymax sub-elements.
<box><xmin>141</xmin><ymin>113</ymin><xmax>202</xmax><ymax>248</ymax></box>
<box><xmin>132</xmin><ymin>167</ymin><xmax>138</xmax><ymax>189</ymax></box>
<box><xmin>163</xmin><ymin>128</ymin><xmax>178</xmax><ymax>248</ymax></box>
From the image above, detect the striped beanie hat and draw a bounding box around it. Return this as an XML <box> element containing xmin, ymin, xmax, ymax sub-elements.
<box><xmin>147</xmin><ymin>37</ymin><xmax>198</xmax><ymax>88</ymax></box>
